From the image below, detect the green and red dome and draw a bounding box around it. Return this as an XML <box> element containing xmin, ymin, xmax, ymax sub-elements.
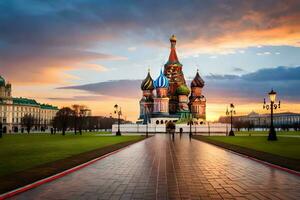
<box><xmin>176</xmin><ymin>84</ymin><xmax>190</xmax><ymax>96</ymax></box>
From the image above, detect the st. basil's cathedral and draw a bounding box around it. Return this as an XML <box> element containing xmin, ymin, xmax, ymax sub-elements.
<box><xmin>139</xmin><ymin>35</ymin><xmax>206</xmax><ymax>124</ymax></box>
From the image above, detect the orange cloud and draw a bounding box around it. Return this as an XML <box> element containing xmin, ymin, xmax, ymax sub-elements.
<box><xmin>0</xmin><ymin>49</ymin><xmax>126</xmax><ymax>85</ymax></box>
<box><xmin>181</xmin><ymin>12</ymin><xmax>300</xmax><ymax>55</ymax></box>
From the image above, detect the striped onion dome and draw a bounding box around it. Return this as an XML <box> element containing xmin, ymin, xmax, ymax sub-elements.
<box><xmin>191</xmin><ymin>71</ymin><xmax>204</xmax><ymax>88</ymax></box>
<box><xmin>141</xmin><ymin>71</ymin><xmax>154</xmax><ymax>90</ymax></box>
<box><xmin>154</xmin><ymin>70</ymin><xmax>169</xmax><ymax>88</ymax></box>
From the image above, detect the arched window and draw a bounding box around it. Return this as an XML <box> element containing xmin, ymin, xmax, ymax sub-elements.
<box><xmin>160</xmin><ymin>120</ymin><xmax>164</xmax><ymax>124</ymax></box>
<box><xmin>156</xmin><ymin>120</ymin><xmax>159</xmax><ymax>124</ymax></box>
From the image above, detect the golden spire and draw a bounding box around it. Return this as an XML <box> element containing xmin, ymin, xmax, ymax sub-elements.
<box><xmin>170</xmin><ymin>34</ymin><xmax>176</xmax><ymax>42</ymax></box>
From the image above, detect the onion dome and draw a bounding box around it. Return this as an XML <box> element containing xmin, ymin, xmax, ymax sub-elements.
<box><xmin>191</xmin><ymin>70</ymin><xmax>205</xmax><ymax>88</ymax></box>
<box><xmin>154</xmin><ymin>70</ymin><xmax>169</xmax><ymax>88</ymax></box>
<box><xmin>141</xmin><ymin>71</ymin><xmax>154</xmax><ymax>90</ymax></box>
<box><xmin>176</xmin><ymin>84</ymin><xmax>190</xmax><ymax>96</ymax></box>
<box><xmin>0</xmin><ymin>76</ymin><xmax>5</xmax><ymax>86</ymax></box>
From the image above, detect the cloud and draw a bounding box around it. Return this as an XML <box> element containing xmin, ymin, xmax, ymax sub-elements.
<box><xmin>1</xmin><ymin>0</ymin><xmax>300</xmax><ymax>84</ymax></box>
<box><xmin>58</xmin><ymin>66</ymin><xmax>300</xmax><ymax>104</ymax></box>
<box><xmin>127</xmin><ymin>47</ymin><xmax>137</xmax><ymax>51</ymax></box>
<box><xmin>47</xmin><ymin>95</ymin><xmax>113</xmax><ymax>101</ymax></box>
<box><xmin>242</xmin><ymin>66</ymin><xmax>300</xmax><ymax>81</ymax></box>
<box><xmin>0</xmin><ymin>47</ymin><xmax>125</xmax><ymax>84</ymax></box>
<box><xmin>232</xmin><ymin>67</ymin><xmax>245</xmax><ymax>73</ymax></box>
<box><xmin>58</xmin><ymin>80</ymin><xmax>141</xmax><ymax>99</ymax></box>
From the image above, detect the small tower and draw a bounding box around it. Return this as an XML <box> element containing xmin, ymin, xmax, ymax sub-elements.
<box><xmin>139</xmin><ymin>70</ymin><xmax>154</xmax><ymax>122</ymax></box>
<box><xmin>0</xmin><ymin>76</ymin><xmax>12</xmax><ymax>98</ymax></box>
<box><xmin>189</xmin><ymin>70</ymin><xmax>206</xmax><ymax>121</ymax></box>
<box><xmin>176</xmin><ymin>84</ymin><xmax>190</xmax><ymax>113</ymax></box>
<box><xmin>0</xmin><ymin>75</ymin><xmax>6</xmax><ymax>98</ymax></box>
<box><xmin>153</xmin><ymin>70</ymin><xmax>169</xmax><ymax>116</ymax></box>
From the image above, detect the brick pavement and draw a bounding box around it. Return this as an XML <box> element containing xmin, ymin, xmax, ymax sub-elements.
<box><xmin>9</xmin><ymin>134</ymin><xmax>300</xmax><ymax>200</ymax></box>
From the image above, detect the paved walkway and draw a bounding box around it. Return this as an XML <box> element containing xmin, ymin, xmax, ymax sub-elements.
<box><xmin>10</xmin><ymin>134</ymin><xmax>300</xmax><ymax>200</ymax></box>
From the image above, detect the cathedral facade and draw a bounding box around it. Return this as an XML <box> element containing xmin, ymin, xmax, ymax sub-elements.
<box><xmin>139</xmin><ymin>35</ymin><xmax>206</xmax><ymax>124</ymax></box>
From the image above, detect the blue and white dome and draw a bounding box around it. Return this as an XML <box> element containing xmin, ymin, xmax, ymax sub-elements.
<box><xmin>154</xmin><ymin>70</ymin><xmax>169</xmax><ymax>88</ymax></box>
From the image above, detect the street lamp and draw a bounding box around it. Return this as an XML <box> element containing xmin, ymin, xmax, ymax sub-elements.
<box><xmin>263</xmin><ymin>89</ymin><xmax>280</xmax><ymax>141</ymax></box>
<box><xmin>226</xmin><ymin>103</ymin><xmax>236</xmax><ymax>136</ymax></box>
<box><xmin>187</xmin><ymin>114</ymin><xmax>193</xmax><ymax>139</ymax></box>
<box><xmin>144</xmin><ymin>105</ymin><xmax>150</xmax><ymax>138</ymax></box>
<box><xmin>114</xmin><ymin>104</ymin><xmax>122</xmax><ymax>136</ymax></box>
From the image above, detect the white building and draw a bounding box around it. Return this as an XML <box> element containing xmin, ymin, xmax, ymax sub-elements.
<box><xmin>0</xmin><ymin>75</ymin><xmax>58</xmax><ymax>133</ymax></box>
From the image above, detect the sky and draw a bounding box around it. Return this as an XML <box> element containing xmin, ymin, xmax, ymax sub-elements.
<box><xmin>1</xmin><ymin>0</ymin><xmax>300</xmax><ymax>121</ymax></box>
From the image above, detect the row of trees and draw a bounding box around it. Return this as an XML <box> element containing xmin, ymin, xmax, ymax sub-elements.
<box><xmin>52</xmin><ymin>105</ymin><xmax>124</xmax><ymax>135</ymax></box>
<box><xmin>18</xmin><ymin>105</ymin><xmax>125</xmax><ymax>135</ymax></box>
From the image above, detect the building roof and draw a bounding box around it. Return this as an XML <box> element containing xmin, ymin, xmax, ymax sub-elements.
<box><xmin>191</xmin><ymin>71</ymin><xmax>205</xmax><ymax>88</ymax></box>
<box><xmin>40</xmin><ymin>104</ymin><xmax>59</xmax><ymax>110</ymax></box>
<box><xmin>141</xmin><ymin>71</ymin><xmax>154</xmax><ymax>90</ymax></box>
<box><xmin>12</xmin><ymin>97</ymin><xmax>58</xmax><ymax>110</ymax></box>
<box><xmin>13</xmin><ymin>97</ymin><xmax>39</xmax><ymax>106</ymax></box>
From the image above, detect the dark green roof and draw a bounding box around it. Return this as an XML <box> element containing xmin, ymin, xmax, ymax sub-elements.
<box><xmin>12</xmin><ymin>97</ymin><xmax>58</xmax><ymax>110</ymax></box>
<box><xmin>176</xmin><ymin>85</ymin><xmax>190</xmax><ymax>96</ymax></box>
<box><xmin>40</xmin><ymin>104</ymin><xmax>59</xmax><ymax>110</ymax></box>
<box><xmin>13</xmin><ymin>97</ymin><xmax>39</xmax><ymax>106</ymax></box>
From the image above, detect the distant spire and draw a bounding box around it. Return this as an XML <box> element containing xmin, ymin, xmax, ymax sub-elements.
<box><xmin>170</xmin><ymin>34</ymin><xmax>177</xmax><ymax>48</ymax></box>
<box><xmin>168</xmin><ymin>34</ymin><xmax>179</xmax><ymax>64</ymax></box>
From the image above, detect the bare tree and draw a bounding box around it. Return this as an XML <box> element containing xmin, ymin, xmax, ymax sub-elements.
<box><xmin>21</xmin><ymin>114</ymin><xmax>36</xmax><ymax>134</ymax></box>
<box><xmin>54</xmin><ymin>107</ymin><xmax>75</xmax><ymax>136</ymax></box>
<box><xmin>72</xmin><ymin>104</ymin><xmax>90</xmax><ymax>135</ymax></box>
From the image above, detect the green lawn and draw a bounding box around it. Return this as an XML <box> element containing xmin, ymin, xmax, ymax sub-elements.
<box><xmin>0</xmin><ymin>134</ymin><xmax>142</xmax><ymax>177</ymax></box>
<box><xmin>235</xmin><ymin>131</ymin><xmax>300</xmax><ymax>136</ymax></box>
<box><xmin>206</xmin><ymin>136</ymin><xmax>300</xmax><ymax>159</ymax></box>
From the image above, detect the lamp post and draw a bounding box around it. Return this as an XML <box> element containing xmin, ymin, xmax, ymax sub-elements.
<box><xmin>114</xmin><ymin>104</ymin><xmax>122</xmax><ymax>136</ymax></box>
<box><xmin>263</xmin><ymin>89</ymin><xmax>280</xmax><ymax>141</ymax></box>
<box><xmin>144</xmin><ymin>105</ymin><xmax>150</xmax><ymax>138</ymax></box>
<box><xmin>226</xmin><ymin>103</ymin><xmax>236</xmax><ymax>136</ymax></box>
<box><xmin>187</xmin><ymin>114</ymin><xmax>193</xmax><ymax>139</ymax></box>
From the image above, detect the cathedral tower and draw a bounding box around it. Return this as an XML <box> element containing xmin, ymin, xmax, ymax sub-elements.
<box><xmin>153</xmin><ymin>70</ymin><xmax>169</xmax><ymax>116</ymax></box>
<box><xmin>189</xmin><ymin>70</ymin><xmax>206</xmax><ymax>121</ymax></box>
<box><xmin>164</xmin><ymin>35</ymin><xmax>187</xmax><ymax>114</ymax></box>
<box><xmin>139</xmin><ymin>70</ymin><xmax>154</xmax><ymax>123</ymax></box>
